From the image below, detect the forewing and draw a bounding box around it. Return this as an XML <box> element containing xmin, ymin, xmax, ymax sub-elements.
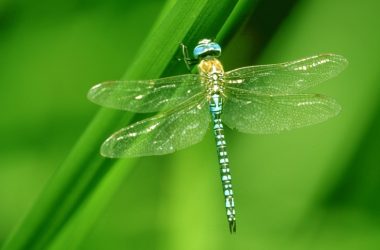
<box><xmin>87</xmin><ymin>74</ymin><xmax>204</xmax><ymax>112</ymax></box>
<box><xmin>225</xmin><ymin>54</ymin><xmax>347</xmax><ymax>95</ymax></box>
<box><xmin>222</xmin><ymin>90</ymin><xmax>341</xmax><ymax>134</ymax></box>
<box><xmin>101</xmin><ymin>94</ymin><xmax>210</xmax><ymax>158</ymax></box>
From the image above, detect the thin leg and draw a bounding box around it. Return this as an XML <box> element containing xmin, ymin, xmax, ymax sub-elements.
<box><xmin>179</xmin><ymin>43</ymin><xmax>198</xmax><ymax>71</ymax></box>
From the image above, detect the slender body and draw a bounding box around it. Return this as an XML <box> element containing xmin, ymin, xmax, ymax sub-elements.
<box><xmin>198</xmin><ymin>57</ymin><xmax>236</xmax><ymax>233</ymax></box>
<box><xmin>88</xmin><ymin>38</ymin><xmax>347</xmax><ymax>233</ymax></box>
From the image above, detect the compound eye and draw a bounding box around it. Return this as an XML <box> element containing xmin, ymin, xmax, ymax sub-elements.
<box><xmin>193</xmin><ymin>42</ymin><xmax>221</xmax><ymax>59</ymax></box>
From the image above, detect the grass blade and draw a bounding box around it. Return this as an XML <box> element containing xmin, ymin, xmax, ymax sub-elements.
<box><xmin>1</xmin><ymin>0</ymin><xmax>249</xmax><ymax>249</ymax></box>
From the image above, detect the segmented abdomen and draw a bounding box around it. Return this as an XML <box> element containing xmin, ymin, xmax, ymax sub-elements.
<box><xmin>209</xmin><ymin>93</ymin><xmax>236</xmax><ymax>233</ymax></box>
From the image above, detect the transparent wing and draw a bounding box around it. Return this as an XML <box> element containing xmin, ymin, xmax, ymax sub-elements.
<box><xmin>101</xmin><ymin>94</ymin><xmax>210</xmax><ymax>158</ymax></box>
<box><xmin>87</xmin><ymin>74</ymin><xmax>204</xmax><ymax>113</ymax></box>
<box><xmin>224</xmin><ymin>54</ymin><xmax>348</xmax><ymax>94</ymax></box>
<box><xmin>222</xmin><ymin>90</ymin><xmax>341</xmax><ymax>134</ymax></box>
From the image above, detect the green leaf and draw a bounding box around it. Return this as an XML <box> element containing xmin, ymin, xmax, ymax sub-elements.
<box><xmin>1</xmin><ymin>0</ymin><xmax>259</xmax><ymax>249</ymax></box>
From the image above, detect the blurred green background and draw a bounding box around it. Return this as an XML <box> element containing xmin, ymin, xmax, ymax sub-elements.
<box><xmin>1</xmin><ymin>0</ymin><xmax>380</xmax><ymax>249</ymax></box>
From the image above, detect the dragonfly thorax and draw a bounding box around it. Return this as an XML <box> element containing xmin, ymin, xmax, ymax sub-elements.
<box><xmin>198</xmin><ymin>58</ymin><xmax>225</xmax><ymax>98</ymax></box>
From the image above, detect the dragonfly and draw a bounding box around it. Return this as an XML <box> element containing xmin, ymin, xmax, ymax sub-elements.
<box><xmin>87</xmin><ymin>39</ymin><xmax>348</xmax><ymax>233</ymax></box>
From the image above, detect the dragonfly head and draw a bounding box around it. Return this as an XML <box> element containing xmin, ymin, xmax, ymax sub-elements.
<box><xmin>193</xmin><ymin>39</ymin><xmax>221</xmax><ymax>60</ymax></box>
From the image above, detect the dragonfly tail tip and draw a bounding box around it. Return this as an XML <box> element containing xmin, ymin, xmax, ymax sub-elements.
<box><xmin>229</xmin><ymin>220</ymin><xmax>236</xmax><ymax>234</ymax></box>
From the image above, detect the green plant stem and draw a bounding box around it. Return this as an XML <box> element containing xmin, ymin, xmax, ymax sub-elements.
<box><xmin>1</xmin><ymin>0</ymin><xmax>256</xmax><ymax>249</ymax></box>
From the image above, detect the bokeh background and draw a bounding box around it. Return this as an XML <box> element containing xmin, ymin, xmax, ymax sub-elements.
<box><xmin>1</xmin><ymin>0</ymin><xmax>380</xmax><ymax>249</ymax></box>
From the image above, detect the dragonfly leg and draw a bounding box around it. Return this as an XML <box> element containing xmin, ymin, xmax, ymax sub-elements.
<box><xmin>179</xmin><ymin>43</ymin><xmax>198</xmax><ymax>71</ymax></box>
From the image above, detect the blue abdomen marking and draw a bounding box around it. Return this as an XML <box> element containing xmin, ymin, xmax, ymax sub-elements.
<box><xmin>209</xmin><ymin>94</ymin><xmax>223</xmax><ymax>113</ymax></box>
<box><xmin>209</xmin><ymin>93</ymin><xmax>236</xmax><ymax>233</ymax></box>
